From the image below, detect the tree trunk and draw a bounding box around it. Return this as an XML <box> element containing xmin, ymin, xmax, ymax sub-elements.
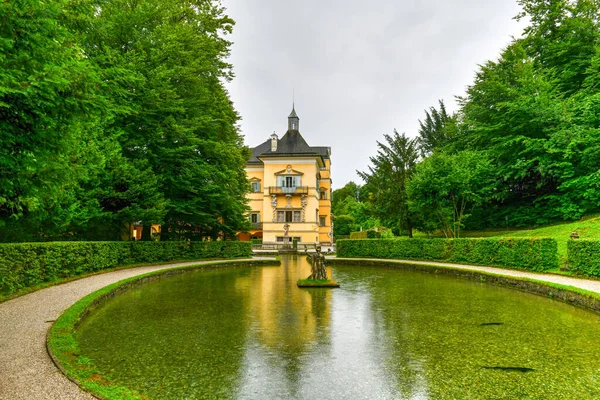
<box><xmin>141</xmin><ymin>224</ymin><xmax>152</xmax><ymax>241</ymax></box>
<box><xmin>406</xmin><ymin>216</ymin><xmax>413</xmax><ymax>238</ymax></box>
<box><xmin>161</xmin><ymin>221</ymin><xmax>171</xmax><ymax>241</ymax></box>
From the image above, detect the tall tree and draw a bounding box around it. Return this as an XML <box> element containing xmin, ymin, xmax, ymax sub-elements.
<box><xmin>358</xmin><ymin>131</ymin><xmax>418</xmax><ymax>237</ymax></box>
<box><xmin>417</xmin><ymin>100</ymin><xmax>457</xmax><ymax>156</ymax></box>
<box><xmin>0</xmin><ymin>0</ymin><xmax>104</xmax><ymax>228</ymax></box>
<box><xmin>407</xmin><ymin>151</ymin><xmax>494</xmax><ymax>238</ymax></box>
<box><xmin>78</xmin><ymin>0</ymin><xmax>249</xmax><ymax>240</ymax></box>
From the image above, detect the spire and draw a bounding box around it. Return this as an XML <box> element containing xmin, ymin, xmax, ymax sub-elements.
<box><xmin>288</xmin><ymin>104</ymin><xmax>299</xmax><ymax>131</ymax></box>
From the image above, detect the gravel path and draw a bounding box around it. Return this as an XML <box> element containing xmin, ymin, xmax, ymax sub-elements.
<box><xmin>0</xmin><ymin>259</ymin><xmax>259</xmax><ymax>400</ymax></box>
<box><xmin>2</xmin><ymin>257</ymin><xmax>600</xmax><ymax>400</ymax></box>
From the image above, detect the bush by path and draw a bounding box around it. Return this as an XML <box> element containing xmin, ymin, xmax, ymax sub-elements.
<box><xmin>337</xmin><ymin>238</ymin><xmax>558</xmax><ymax>272</ymax></box>
<box><xmin>0</xmin><ymin>241</ymin><xmax>251</xmax><ymax>296</ymax></box>
<box><xmin>567</xmin><ymin>239</ymin><xmax>600</xmax><ymax>277</ymax></box>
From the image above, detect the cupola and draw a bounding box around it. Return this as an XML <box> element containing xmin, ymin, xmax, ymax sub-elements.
<box><xmin>288</xmin><ymin>105</ymin><xmax>299</xmax><ymax>131</ymax></box>
<box><xmin>270</xmin><ymin>132</ymin><xmax>278</xmax><ymax>152</ymax></box>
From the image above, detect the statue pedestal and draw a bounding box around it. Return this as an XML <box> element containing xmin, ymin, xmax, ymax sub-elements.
<box><xmin>297</xmin><ymin>279</ymin><xmax>340</xmax><ymax>288</ymax></box>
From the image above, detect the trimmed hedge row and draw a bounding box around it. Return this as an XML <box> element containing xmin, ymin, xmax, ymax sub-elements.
<box><xmin>337</xmin><ymin>238</ymin><xmax>558</xmax><ymax>271</ymax></box>
<box><xmin>567</xmin><ymin>239</ymin><xmax>600</xmax><ymax>277</ymax></box>
<box><xmin>349</xmin><ymin>231</ymin><xmax>368</xmax><ymax>239</ymax></box>
<box><xmin>0</xmin><ymin>241</ymin><xmax>251</xmax><ymax>296</ymax></box>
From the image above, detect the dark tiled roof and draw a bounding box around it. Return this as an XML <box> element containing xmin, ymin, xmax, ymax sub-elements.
<box><xmin>248</xmin><ymin>130</ymin><xmax>330</xmax><ymax>165</ymax></box>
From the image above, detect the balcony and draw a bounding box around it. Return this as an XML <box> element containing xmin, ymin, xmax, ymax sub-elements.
<box><xmin>268</xmin><ymin>186</ymin><xmax>309</xmax><ymax>195</ymax></box>
<box><xmin>250</xmin><ymin>222</ymin><xmax>263</xmax><ymax>230</ymax></box>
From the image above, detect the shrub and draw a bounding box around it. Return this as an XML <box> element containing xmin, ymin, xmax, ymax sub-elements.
<box><xmin>567</xmin><ymin>239</ymin><xmax>600</xmax><ymax>277</ymax></box>
<box><xmin>336</xmin><ymin>238</ymin><xmax>558</xmax><ymax>271</ymax></box>
<box><xmin>366</xmin><ymin>230</ymin><xmax>381</xmax><ymax>239</ymax></box>
<box><xmin>349</xmin><ymin>231</ymin><xmax>368</xmax><ymax>239</ymax></box>
<box><xmin>0</xmin><ymin>241</ymin><xmax>251</xmax><ymax>296</ymax></box>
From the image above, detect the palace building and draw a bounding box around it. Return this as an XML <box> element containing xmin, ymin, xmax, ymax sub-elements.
<box><xmin>240</xmin><ymin>106</ymin><xmax>332</xmax><ymax>245</ymax></box>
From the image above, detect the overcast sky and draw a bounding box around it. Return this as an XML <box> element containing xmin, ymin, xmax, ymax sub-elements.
<box><xmin>222</xmin><ymin>0</ymin><xmax>528</xmax><ymax>189</ymax></box>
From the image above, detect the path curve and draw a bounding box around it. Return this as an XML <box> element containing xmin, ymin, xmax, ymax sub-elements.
<box><xmin>0</xmin><ymin>259</ymin><xmax>263</xmax><ymax>400</ymax></box>
<box><xmin>331</xmin><ymin>257</ymin><xmax>600</xmax><ymax>294</ymax></box>
<box><xmin>2</xmin><ymin>257</ymin><xmax>600</xmax><ymax>400</ymax></box>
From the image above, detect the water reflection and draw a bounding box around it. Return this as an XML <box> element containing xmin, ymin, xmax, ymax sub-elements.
<box><xmin>76</xmin><ymin>256</ymin><xmax>600</xmax><ymax>399</ymax></box>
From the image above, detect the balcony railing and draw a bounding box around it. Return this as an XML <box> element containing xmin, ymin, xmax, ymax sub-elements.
<box><xmin>250</xmin><ymin>222</ymin><xmax>263</xmax><ymax>230</ymax></box>
<box><xmin>268</xmin><ymin>186</ymin><xmax>309</xmax><ymax>195</ymax></box>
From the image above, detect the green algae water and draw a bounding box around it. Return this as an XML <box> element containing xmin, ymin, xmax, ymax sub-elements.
<box><xmin>76</xmin><ymin>257</ymin><xmax>600</xmax><ymax>399</ymax></box>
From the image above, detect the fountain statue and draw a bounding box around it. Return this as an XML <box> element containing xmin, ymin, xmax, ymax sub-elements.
<box><xmin>309</xmin><ymin>246</ymin><xmax>327</xmax><ymax>280</ymax></box>
<box><xmin>297</xmin><ymin>245</ymin><xmax>339</xmax><ymax>288</ymax></box>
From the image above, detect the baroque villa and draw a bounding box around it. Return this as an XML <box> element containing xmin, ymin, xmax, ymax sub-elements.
<box><xmin>239</xmin><ymin>106</ymin><xmax>332</xmax><ymax>245</ymax></box>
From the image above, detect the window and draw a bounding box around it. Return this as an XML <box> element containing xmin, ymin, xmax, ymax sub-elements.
<box><xmin>278</xmin><ymin>175</ymin><xmax>301</xmax><ymax>188</ymax></box>
<box><xmin>251</xmin><ymin>182</ymin><xmax>261</xmax><ymax>192</ymax></box>
<box><xmin>250</xmin><ymin>213</ymin><xmax>260</xmax><ymax>223</ymax></box>
<box><xmin>320</xmin><ymin>190</ymin><xmax>327</xmax><ymax>200</ymax></box>
<box><xmin>277</xmin><ymin>236</ymin><xmax>301</xmax><ymax>242</ymax></box>
<box><xmin>319</xmin><ymin>216</ymin><xmax>327</xmax><ymax>227</ymax></box>
<box><xmin>277</xmin><ymin>210</ymin><xmax>300</xmax><ymax>222</ymax></box>
<box><xmin>277</xmin><ymin>211</ymin><xmax>285</xmax><ymax>222</ymax></box>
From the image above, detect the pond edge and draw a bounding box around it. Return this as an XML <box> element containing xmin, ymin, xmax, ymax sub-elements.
<box><xmin>328</xmin><ymin>258</ymin><xmax>600</xmax><ymax>313</ymax></box>
<box><xmin>46</xmin><ymin>258</ymin><xmax>280</xmax><ymax>400</ymax></box>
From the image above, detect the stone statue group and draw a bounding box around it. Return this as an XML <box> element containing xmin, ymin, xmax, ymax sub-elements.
<box><xmin>309</xmin><ymin>245</ymin><xmax>328</xmax><ymax>280</ymax></box>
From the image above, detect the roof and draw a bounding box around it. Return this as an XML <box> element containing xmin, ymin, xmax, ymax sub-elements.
<box><xmin>248</xmin><ymin>130</ymin><xmax>330</xmax><ymax>165</ymax></box>
<box><xmin>288</xmin><ymin>107</ymin><xmax>298</xmax><ymax>118</ymax></box>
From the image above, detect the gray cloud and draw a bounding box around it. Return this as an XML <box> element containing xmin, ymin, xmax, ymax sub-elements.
<box><xmin>223</xmin><ymin>0</ymin><xmax>526</xmax><ymax>188</ymax></box>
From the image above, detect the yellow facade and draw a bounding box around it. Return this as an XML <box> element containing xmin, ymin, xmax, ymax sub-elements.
<box><xmin>240</xmin><ymin>107</ymin><xmax>332</xmax><ymax>245</ymax></box>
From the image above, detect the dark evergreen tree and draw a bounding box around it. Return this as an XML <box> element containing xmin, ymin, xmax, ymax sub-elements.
<box><xmin>358</xmin><ymin>131</ymin><xmax>418</xmax><ymax>237</ymax></box>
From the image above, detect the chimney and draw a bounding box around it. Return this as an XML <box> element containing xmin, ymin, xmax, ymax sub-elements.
<box><xmin>270</xmin><ymin>132</ymin><xmax>278</xmax><ymax>152</ymax></box>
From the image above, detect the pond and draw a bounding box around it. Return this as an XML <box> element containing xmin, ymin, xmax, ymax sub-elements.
<box><xmin>76</xmin><ymin>256</ymin><xmax>600</xmax><ymax>399</ymax></box>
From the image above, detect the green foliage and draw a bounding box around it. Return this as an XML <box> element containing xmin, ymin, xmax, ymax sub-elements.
<box><xmin>407</xmin><ymin>151</ymin><xmax>495</xmax><ymax>237</ymax></box>
<box><xmin>366</xmin><ymin>230</ymin><xmax>382</xmax><ymax>239</ymax></box>
<box><xmin>0</xmin><ymin>0</ymin><xmax>106</xmax><ymax>224</ymax></box>
<box><xmin>352</xmin><ymin>0</ymin><xmax>600</xmax><ymax>233</ymax></box>
<box><xmin>449</xmin><ymin>0</ymin><xmax>600</xmax><ymax>228</ymax></box>
<box><xmin>567</xmin><ymin>239</ymin><xmax>600</xmax><ymax>277</ymax></box>
<box><xmin>333</xmin><ymin>215</ymin><xmax>355</xmax><ymax>237</ymax></box>
<box><xmin>358</xmin><ymin>131</ymin><xmax>419</xmax><ymax>237</ymax></box>
<box><xmin>349</xmin><ymin>231</ymin><xmax>368</xmax><ymax>239</ymax></box>
<box><xmin>77</xmin><ymin>0</ymin><xmax>250</xmax><ymax>240</ymax></box>
<box><xmin>417</xmin><ymin>100</ymin><xmax>457</xmax><ymax>156</ymax></box>
<box><xmin>332</xmin><ymin>182</ymin><xmax>379</xmax><ymax>237</ymax></box>
<box><xmin>0</xmin><ymin>241</ymin><xmax>251</xmax><ymax>296</ymax></box>
<box><xmin>0</xmin><ymin>0</ymin><xmax>249</xmax><ymax>242</ymax></box>
<box><xmin>337</xmin><ymin>238</ymin><xmax>558</xmax><ymax>271</ymax></box>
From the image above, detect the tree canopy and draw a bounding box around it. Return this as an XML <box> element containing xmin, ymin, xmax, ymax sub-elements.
<box><xmin>0</xmin><ymin>0</ymin><xmax>249</xmax><ymax>242</ymax></box>
<box><xmin>354</xmin><ymin>0</ymin><xmax>600</xmax><ymax>237</ymax></box>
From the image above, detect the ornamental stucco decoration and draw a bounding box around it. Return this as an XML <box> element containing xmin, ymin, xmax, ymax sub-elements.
<box><xmin>301</xmin><ymin>194</ymin><xmax>307</xmax><ymax>222</ymax></box>
<box><xmin>271</xmin><ymin>195</ymin><xmax>278</xmax><ymax>222</ymax></box>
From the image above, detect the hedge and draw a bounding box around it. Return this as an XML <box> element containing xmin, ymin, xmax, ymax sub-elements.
<box><xmin>349</xmin><ymin>231</ymin><xmax>368</xmax><ymax>239</ymax></box>
<box><xmin>567</xmin><ymin>239</ymin><xmax>600</xmax><ymax>277</ymax></box>
<box><xmin>336</xmin><ymin>238</ymin><xmax>558</xmax><ymax>271</ymax></box>
<box><xmin>0</xmin><ymin>241</ymin><xmax>251</xmax><ymax>296</ymax></box>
